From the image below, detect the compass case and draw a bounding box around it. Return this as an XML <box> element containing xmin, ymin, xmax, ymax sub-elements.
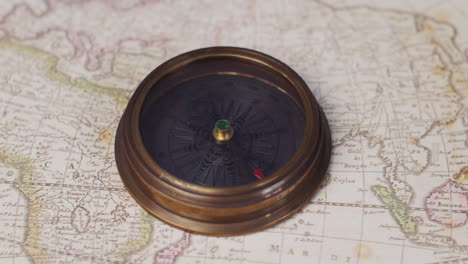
<box><xmin>115</xmin><ymin>47</ymin><xmax>331</xmax><ymax>235</ymax></box>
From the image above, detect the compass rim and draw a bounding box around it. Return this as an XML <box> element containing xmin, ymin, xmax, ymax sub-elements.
<box><xmin>115</xmin><ymin>46</ymin><xmax>332</xmax><ymax>235</ymax></box>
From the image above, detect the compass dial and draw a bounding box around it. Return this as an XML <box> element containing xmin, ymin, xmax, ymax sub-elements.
<box><xmin>140</xmin><ymin>74</ymin><xmax>305</xmax><ymax>187</ymax></box>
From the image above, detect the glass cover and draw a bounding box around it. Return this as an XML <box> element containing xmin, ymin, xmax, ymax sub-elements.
<box><xmin>140</xmin><ymin>74</ymin><xmax>305</xmax><ymax>187</ymax></box>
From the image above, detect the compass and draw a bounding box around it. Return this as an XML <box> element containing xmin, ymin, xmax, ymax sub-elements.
<box><xmin>115</xmin><ymin>47</ymin><xmax>331</xmax><ymax>235</ymax></box>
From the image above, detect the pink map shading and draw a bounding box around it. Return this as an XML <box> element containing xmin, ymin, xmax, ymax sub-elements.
<box><xmin>154</xmin><ymin>233</ymin><xmax>191</xmax><ymax>264</ymax></box>
<box><xmin>425</xmin><ymin>181</ymin><xmax>468</xmax><ymax>228</ymax></box>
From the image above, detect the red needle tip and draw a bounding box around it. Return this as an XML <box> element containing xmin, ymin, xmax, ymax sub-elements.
<box><xmin>253</xmin><ymin>168</ymin><xmax>265</xmax><ymax>180</ymax></box>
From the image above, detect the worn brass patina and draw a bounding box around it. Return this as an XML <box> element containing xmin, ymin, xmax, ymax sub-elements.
<box><xmin>115</xmin><ymin>47</ymin><xmax>331</xmax><ymax>235</ymax></box>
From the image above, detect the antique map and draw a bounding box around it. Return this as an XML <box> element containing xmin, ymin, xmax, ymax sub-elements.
<box><xmin>0</xmin><ymin>0</ymin><xmax>467</xmax><ymax>263</ymax></box>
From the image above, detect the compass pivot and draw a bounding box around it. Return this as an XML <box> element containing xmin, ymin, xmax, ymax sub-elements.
<box><xmin>213</xmin><ymin>119</ymin><xmax>234</xmax><ymax>143</ymax></box>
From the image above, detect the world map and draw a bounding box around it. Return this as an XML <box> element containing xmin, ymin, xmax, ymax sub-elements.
<box><xmin>0</xmin><ymin>0</ymin><xmax>467</xmax><ymax>263</ymax></box>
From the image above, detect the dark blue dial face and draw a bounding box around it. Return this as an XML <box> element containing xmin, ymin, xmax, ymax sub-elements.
<box><xmin>140</xmin><ymin>74</ymin><xmax>305</xmax><ymax>187</ymax></box>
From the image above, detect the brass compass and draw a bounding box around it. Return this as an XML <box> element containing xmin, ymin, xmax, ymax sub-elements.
<box><xmin>115</xmin><ymin>47</ymin><xmax>331</xmax><ymax>235</ymax></box>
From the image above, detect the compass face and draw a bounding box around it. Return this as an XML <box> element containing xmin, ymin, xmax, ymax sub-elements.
<box><xmin>140</xmin><ymin>74</ymin><xmax>305</xmax><ymax>187</ymax></box>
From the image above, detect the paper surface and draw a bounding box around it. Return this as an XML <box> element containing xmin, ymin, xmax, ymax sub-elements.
<box><xmin>0</xmin><ymin>0</ymin><xmax>466</xmax><ymax>263</ymax></box>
